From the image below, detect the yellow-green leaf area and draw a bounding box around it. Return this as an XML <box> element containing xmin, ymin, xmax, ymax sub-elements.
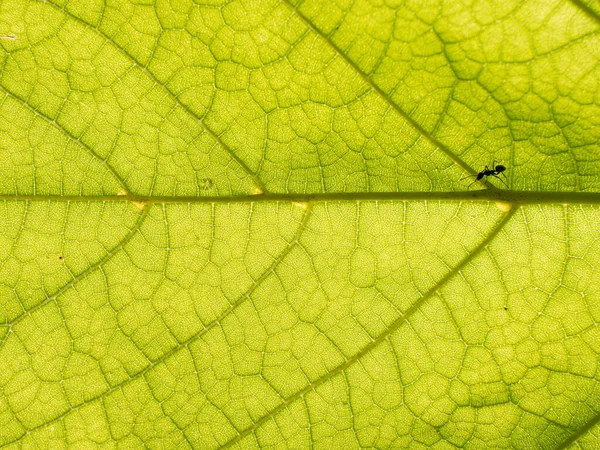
<box><xmin>1</xmin><ymin>0</ymin><xmax>600</xmax><ymax>448</ymax></box>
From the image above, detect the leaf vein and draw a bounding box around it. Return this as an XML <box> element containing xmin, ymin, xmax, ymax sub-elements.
<box><xmin>0</xmin><ymin>203</ymin><xmax>313</xmax><ymax>446</ymax></box>
<box><xmin>0</xmin><ymin>86</ymin><xmax>129</xmax><ymax>194</ymax></box>
<box><xmin>219</xmin><ymin>205</ymin><xmax>518</xmax><ymax>448</ymax></box>
<box><xmin>37</xmin><ymin>0</ymin><xmax>267</xmax><ymax>194</ymax></box>
<box><xmin>282</xmin><ymin>0</ymin><xmax>477</xmax><ymax>177</ymax></box>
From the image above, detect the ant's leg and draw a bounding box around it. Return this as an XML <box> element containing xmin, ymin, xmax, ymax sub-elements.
<box><xmin>467</xmin><ymin>179</ymin><xmax>481</xmax><ymax>188</ymax></box>
<box><xmin>460</xmin><ymin>171</ymin><xmax>480</xmax><ymax>181</ymax></box>
<box><xmin>492</xmin><ymin>174</ymin><xmax>508</xmax><ymax>186</ymax></box>
<box><xmin>466</xmin><ymin>172</ymin><xmax>487</xmax><ymax>188</ymax></box>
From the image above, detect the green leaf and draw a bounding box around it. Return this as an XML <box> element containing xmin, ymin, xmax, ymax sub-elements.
<box><xmin>0</xmin><ymin>0</ymin><xmax>599</xmax><ymax>448</ymax></box>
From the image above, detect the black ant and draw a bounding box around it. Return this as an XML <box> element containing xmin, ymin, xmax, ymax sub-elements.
<box><xmin>462</xmin><ymin>163</ymin><xmax>507</xmax><ymax>188</ymax></box>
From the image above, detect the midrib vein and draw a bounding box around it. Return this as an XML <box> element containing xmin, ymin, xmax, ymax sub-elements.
<box><xmin>2</xmin><ymin>190</ymin><xmax>600</xmax><ymax>204</ymax></box>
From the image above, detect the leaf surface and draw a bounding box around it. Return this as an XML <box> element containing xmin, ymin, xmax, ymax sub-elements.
<box><xmin>0</xmin><ymin>0</ymin><xmax>600</xmax><ymax>448</ymax></box>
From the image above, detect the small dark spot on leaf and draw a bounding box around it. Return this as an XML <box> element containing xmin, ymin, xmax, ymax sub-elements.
<box><xmin>200</xmin><ymin>178</ymin><xmax>213</xmax><ymax>190</ymax></box>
